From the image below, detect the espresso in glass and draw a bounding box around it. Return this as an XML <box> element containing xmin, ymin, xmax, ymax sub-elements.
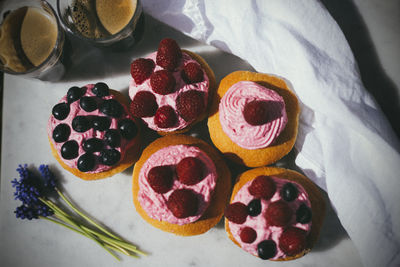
<box><xmin>0</xmin><ymin>0</ymin><xmax>67</xmax><ymax>81</ymax></box>
<box><xmin>57</xmin><ymin>0</ymin><xmax>144</xmax><ymax>50</ymax></box>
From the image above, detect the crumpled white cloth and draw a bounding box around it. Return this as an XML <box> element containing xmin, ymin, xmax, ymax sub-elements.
<box><xmin>142</xmin><ymin>1</ymin><xmax>400</xmax><ymax>266</ymax></box>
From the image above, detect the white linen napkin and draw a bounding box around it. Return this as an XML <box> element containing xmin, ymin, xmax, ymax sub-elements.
<box><xmin>141</xmin><ymin>0</ymin><xmax>400</xmax><ymax>266</ymax></box>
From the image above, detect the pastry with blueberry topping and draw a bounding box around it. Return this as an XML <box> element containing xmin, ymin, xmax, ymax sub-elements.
<box><xmin>129</xmin><ymin>38</ymin><xmax>217</xmax><ymax>135</ymax></box>
<box><xmin>225</xmin><ymin>167</ymin><xmax>325</xmax><ymax>261</ymax></box>
<box><xmin>132</xmin><ymin>134</ymin><xmax>231</xmax><ymax>236</ymax></box>
<box><xmin>48</xmin><ymin>82</ymin><xmax>141</xmax><ymax>180</ymax></box>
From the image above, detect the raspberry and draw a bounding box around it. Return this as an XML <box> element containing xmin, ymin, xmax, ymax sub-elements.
<box><xmin>176</xmin><ymin>90</ymin><xmax>205</xmax><ymax>122</ymax></box>
<box><xmin>265</xmin><ymin>200</ymin><xmax>293</xmax><ymax>227</ymax></box>
<box><xmin>225</xmin><ymin>202</ymin><xmax>248</xmax><ymax>224</ymax></box>
<box><xmin>176</xmin><ymin>157</ymin><xmax>204</xmax><ymax>185</ymax></box>
<box><xmin>240</xmin><ymin>227</ymin><xmax>257</xmax><ymax>244</ymax></box>
<box><xmin>248</xmin><ymin>175</ymin><xmax>276</xmax><ymax>200</ymax></box>
<box><xmin>243</xmin><ymin>100</ymin><xmax>270</xmax><ymax>126</ymax></box>
<box><xmin>130</xmin><ymin>91</ymin><xmax>158</xmax><ymax>117</ymax></box>
<box><xmin>150</xmin><ymin>70</ymin><xmax>176</xmax><ymax>95</ymax></box>
<box><xmin>130</xmin><ymin>58</ymin><xmax>155</xmax><ymax>85</ymax></box>
<box><xmin>181</xmin><ymin>62</ymin><xmax>204</xmax><ymax>84</ymax></box>
<box><xmin>279</xmin><ymin>227</ymin><xmax>307</xmax><ymax>256</ymax></box>
<box><xmin>156</xmin><ymin>38</ymin><xmax>182</xmax><ymax>71</ymax></box>
<box><xmin>147</xmin><ymin>165</ymin><xmax>174</xmax><ymax>193</ymax></box>
<box><xmin>154</xmin><ymin>105</ymin><xmax>177</xmax><ymax>128</ymax></box>
<box><xmin>167</xmin><ymin>189</ymin><xmax>198</xmax><ymax>218</ymax></box>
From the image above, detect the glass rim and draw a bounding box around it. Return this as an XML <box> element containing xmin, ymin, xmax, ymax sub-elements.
<box><xmin>56</xmin><ymin>0</ymin><xmax>142</xmax><ymax>45</ymax></box>
<box><xmin>0</xmin><ymin>0</ymin><xmax>65</xmax><ymax>76</ymax></box>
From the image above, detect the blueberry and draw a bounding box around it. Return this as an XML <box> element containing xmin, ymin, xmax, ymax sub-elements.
<box><xmin>92</xmin><ymin>82</ymin><xmax>109</xmax><ymax>97</ymax></box>
<box><xmin>247</xmin><ymin>199</ymin><xmax>262</xmax><ymax>217</ymax></box>
<box><xmin>52</xmin><ymin>124</ymin><xmax>70</xmax><ymax>143</ymax></box>
<box><xmin>99</xmin><ymin>149</ymin><xmax>121</xmax><ymax>166</ymax></box>
<box><xmin>280</xmin><ymin>183</ymin><xmax>299</xmax><ymax>202</ymax></box>
<box><xmin>77</xmin><ymin>153</ymin><xmax>96</xmax><ymax>172</ymax></box>
<box><xmin>296</xmin><ymin>204</ymin><xmax>312</xmax><ymax>224</ymax></box>
<box><xmin>99</xmin><ymin>99</ymin><xmax>123</xmax><ymax>118</ymax></box>
<box><xmin>104</xmin><ymin>129</ymin><xmax>121</xmax><ymax>148</ymax></box>
<box><xmin>91</xmin><ymin>116</ymin><xmax>111</xmax><ymax>131</ymax></box>
<box><xmin>72</xmin><ymin>116</ymin><xmax>91</xmax><ymax>132</ymax></box>
<box><xmin>257</xmin><ymin>240</ymin><xmax>277</xmax><ymax>260</ymax></box>
<box><xmin>80</xmin><ymin>96</ymin><xmax>97</xmax><ymax>112</ymax></box>
<box><xmin>52</xmin><ymin>102</ymin><xmax>70</xmax><ymax>120</ymax></box>
<box><xmin>67</xmin><ymin>86</ymin><xmax>85</xmax><ymax>103</ymax></box>
<box><xmin>82</xmin><ymin>138</ymin><xmax>104</xmax><ymax>153</ymax></box>
<box><xmin>118</xmin><ymin>119</ymin><xmax>138</xmax><ymax>139</ymax></box>
<box><xmin>61</xmin><ymin>140</ymin><xmax>79</xmax><ymax>159</ymax></box>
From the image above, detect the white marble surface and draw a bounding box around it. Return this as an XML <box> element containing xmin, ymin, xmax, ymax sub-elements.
<box><xmin>1</xmin><ymin>0</ymin><xmax>399</xmax><ymax>266</ymax></box>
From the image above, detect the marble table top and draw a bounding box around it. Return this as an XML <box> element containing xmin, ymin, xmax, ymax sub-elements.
<box><xmin>2</xmin><ymin>0</ymin><xmax>398</xmax><ymax>266</ymax></box>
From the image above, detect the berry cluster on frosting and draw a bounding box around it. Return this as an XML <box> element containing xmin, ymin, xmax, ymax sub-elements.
<box><xmin>129</xmin><ymin>38</ymin><xmax>210</xmax><ymax>132</ymax></box>
<box><xmin>219</xmin><ymin>81</ymin><xmax>287</xmax><ymax>149</ymax></box>
<box><xmin>48</xmin><ymin>83</ymin><xmax>138</xmax><ymax>173</ymax></box>
<box><xmin>225</xmin><ymin>175</ymin><xmax>312</xmax><ymax>260</ymax></box>
<box><xmin>138</xmin><ymin>145</ymin><xmax>217</xmax><ymax>225</ymax></box>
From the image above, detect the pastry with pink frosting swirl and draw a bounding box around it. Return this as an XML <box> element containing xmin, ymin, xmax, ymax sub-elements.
<box><xmin>208</xmin><ymin>71</ymin><xmax>300</xmax><ymax>167</ymax></box>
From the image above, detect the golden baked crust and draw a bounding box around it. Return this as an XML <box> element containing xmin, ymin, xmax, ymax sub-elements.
<box><xmin>49</xmin><ymin>89</ymin><xmax>141</xmax><ymax>180</ymax></box>
<box><xmin>157</xmin><ymin>49</ymin><xmax>217</xmax><ymax>135</ymax></box>
<box><xmin>208</xmin><ymin>71</ymin><xmax>300</xmax><ymax>167</ymax></box>
<box><xmin>132</xmin><ymin>134</ymin><xmax>231</xmax><ymax>236</ymax></box>
<box><xmin>225</xmin><ymin>167</ymin><xmax>325</xmax><ymax>261</ymax></box>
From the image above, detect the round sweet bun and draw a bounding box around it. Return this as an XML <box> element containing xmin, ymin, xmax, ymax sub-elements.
<box><xmin>225</xmin><ymin>167</ymin><xmax>326</xmax><ymax>261</ymax></box>
<box><xmin>132</xmin><ymin>134</ymin><xmax>231</xmax><ymax>236</ymax></box>
<box><xmin>157</xmin><ymin>49</ymin><xmax>217</xmax><ymax>136</ymax></box>
<box><xmin>49</xmin><ymin>89</ymin><xmax>142</xmax><ymax>180</ymax></box>
<box><xmin>208</xmin><ymin>71</ymin><xmax>300</xmax><ymax>167</ymax></box>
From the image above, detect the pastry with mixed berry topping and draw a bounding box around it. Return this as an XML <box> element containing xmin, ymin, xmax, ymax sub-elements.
<box><xmin>48</xmin><ymin>82</ymin><xmax>141</xmax><ymax>180</ymax></box>
<box><xmin>132</xmin><ymin>134</ymin><xmax>231</xmax><ymax>236</ymax></box>
<box><xmin>129</xmin><ymin>38</ymin><xmax>216</xmax><ymax>135</ymax></box>
<box><xmin>225</xmin><ymin>167</ymin><xmax>325</xmax><ymax>261</ymax></box>
<box><xmin>208</xmin><ymin>71</ymin><xmax>300</xmax><ymax>167</ymax></box>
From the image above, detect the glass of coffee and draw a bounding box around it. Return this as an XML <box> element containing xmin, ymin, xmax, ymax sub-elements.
<box><xmin>0</xmin><ymin>0</ymin><xmax>67</xmax><ymax>81</ymax></box>
<box><xmin>57</xmin><ymin>0</ymin><xmax>144</xmax><ymax>51</ymax></box>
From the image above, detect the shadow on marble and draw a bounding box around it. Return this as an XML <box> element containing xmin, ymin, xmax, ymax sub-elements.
<box><xmin>321</xmin><ymin>0</ymin><xmax>400</xmax><ymax>138</ymax></box>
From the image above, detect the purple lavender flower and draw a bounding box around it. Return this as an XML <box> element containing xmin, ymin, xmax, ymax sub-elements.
<box><xmin>12</xmin><ymin>165</ymin><xmax>56</xmax><ymax>219</ymax></box>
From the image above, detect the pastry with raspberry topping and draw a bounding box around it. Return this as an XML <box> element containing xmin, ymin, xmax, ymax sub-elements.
<box><xmin>225</xmin><ymin>167</ymin><xmax>325</xmax><ymax>261</ymax></box>
<box><xmin>48</xmin><ymin>83</ymin><xmax>141</xmax><ymax>180</ymax></box>
<box><xmin>132</xmin><ymin>134</ymin><xmax>231</xmax><ymax>236</ymax></box>
<box><xmin>208</xmin><ymin>71</ymin><xmax>300</xmax><ymax>167</ymax></box>
<box><xmin>129</xmin><ymin>38</ymin><xmax>216</xmax><ymax>135</ymax></box>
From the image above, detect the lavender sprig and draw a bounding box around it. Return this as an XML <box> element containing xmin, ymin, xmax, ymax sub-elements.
<box><xmin>11</xmin><ymin>164</ymin><xmax>146</xmax><ymax>260</ymax></box>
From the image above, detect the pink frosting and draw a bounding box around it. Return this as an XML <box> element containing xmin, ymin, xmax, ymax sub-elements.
<box><xmin>228</xmin><ymin>177</ymin><xmax>312</xmax><ymax>260</ymax></box>
<box><xmin>47</xmin><ymin>84</ymin><xmax>136</xmax><ymax>173</ymax></box>
<box><xmin>138</xmin><ymin>145</ymin><xmax>217</xmax><ymax>225</ymax></box>
<box><xmin>129</xmin><ymin>51</ymin><xmax>210</xmax><ymax>132</ymax></box>
<box><xmin>219</xmin><ymin>81</ymin><xmax>287</xmax><ymax>149</ymax></box>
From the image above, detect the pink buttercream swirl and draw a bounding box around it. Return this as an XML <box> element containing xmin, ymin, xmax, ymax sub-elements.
<box><xmin>47</xmin><ymin>84</ymin><xmax>136</xmax><ymax>173</ymax></box>
<box><xmin>129</xmin><ymin>52</ymin><xmax>209</xmax><ymax>132</ymax></box>
<box><xmin>138</xmin><ymin>145</ymin><xmax>217</xmax><ymax>225</ymax></box>
<box><xmin>219</xmin><ymin>81</ymin><xmax>287</xmax><ymax>149</ymax></box>
<box><xmin>228</xmin><ymin>177</ymin><xmax>312</xmax><ymax>259</ymax></box>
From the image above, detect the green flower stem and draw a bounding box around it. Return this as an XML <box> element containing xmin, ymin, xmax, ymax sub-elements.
<box><xmin>82</xmin><ymin>225</ymin><xmax>146</xmax><ymax>256</ymax></box>
<box><xmin>40</xmin><ymin>198</ymin><xmax>120</xmax><ymax>261</ymax></box>
<box><xmin>55</xmin><ymin>188</ymin><xmax>119</xmax><ymax>240</ymax></box>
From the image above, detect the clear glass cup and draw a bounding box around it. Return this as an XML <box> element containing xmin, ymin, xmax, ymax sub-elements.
<box><xmin>56</xmin><ymin>0</ymin><xmax>144</xmax><ymax>51</ymax></box>
<box><xmin>0</xmin><ymin>0</ymin><xmax>67</xmax><ymax>81</ymax></box>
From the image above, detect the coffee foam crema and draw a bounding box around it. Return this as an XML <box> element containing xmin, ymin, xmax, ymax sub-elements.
<box><xmin>70</xmin><ymin>0</ymin><xmax>137</xmax><ymax>38</ymax></box>
<box><xmin>0</xmin><ymin>7</ymin><xmax>58</xmax><ymax>72</ymax></box>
